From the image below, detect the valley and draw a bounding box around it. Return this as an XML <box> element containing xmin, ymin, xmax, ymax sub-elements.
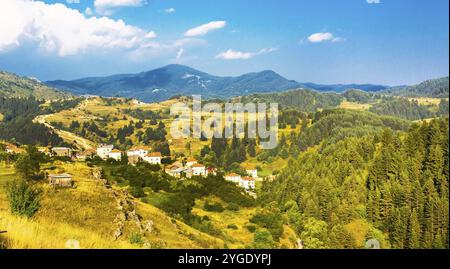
<box><xmin>0</xmin><ymin>67</ymin><xmax>448</xmax><ymax>249</ymax></box>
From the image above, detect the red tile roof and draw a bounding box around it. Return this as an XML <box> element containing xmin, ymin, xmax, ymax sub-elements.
<box><xmin>147</xmin><ymin>152</ymin><xmax>162</xmax><ymax>157</ymax></box>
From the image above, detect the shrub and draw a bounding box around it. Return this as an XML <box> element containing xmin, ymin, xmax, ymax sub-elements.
<box><xmin>129</xmin><ymin>233</ymin><xmax>144</xmax><ymax>246</ymax></box>
<box><xmin>253</xmin><ymin>228</ymin><xmax>275</xmax><ymax>249</ymax></box>
<box><xmin>246</xmin><ymin>224</ymin><xmax>257</xmax><ymax>233</ymax></box>
<box><xmin>227</xmin><ymin>224</ymin><xmax>238</xmax><ymax>230</ymax></box>
<box><xmin>6</xmin><ymin>179</ymin><xmax>41</xmax><ymax>218</ymax></box>
<box><xmin>203</xmin><ymin>201</ymin><xmax>224</xmax><ymax>212</ymax></box>
<box><xmin>130</xmin><ymin>186</ymin><xmax>145</xmax><ymax>198</ymax></box>
<box><xmin>226</xmin><ymin>203</ymin><xmax>240</xmax><ymax>211</ymax></box>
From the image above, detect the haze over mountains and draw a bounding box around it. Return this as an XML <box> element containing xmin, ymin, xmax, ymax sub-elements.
<box><xmin>0</xmin><ymin>65</ymin><xmax>447</xmax><ymax>102</ymax></box>
<box><xmin>45</xmin><ymin>64</ymin><xmax>389</xmax><ymax>102</ymax></box>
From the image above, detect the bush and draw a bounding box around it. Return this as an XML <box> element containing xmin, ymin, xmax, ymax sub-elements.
<box><xmin>129</xmin><ymin>233</ymin><xmax>144</xmax><ymax>246</ymax></box>
<box><xmin>227</xmin><ymin>224</ymin><xmax>238</xmax><ymax>230</ymax></box>
<box><xmin>130</xmin><ymin>186</ymin><xmax>145</xmax><ymax>198</ymax></box>
<box><xmin>203</xmin><ymin>201</ymin><xmax>224</xmax><ymax>212</ymax></box>
<box><xmin>226</xmin><ymin>203</ymin><xmax>240</xmax><ymax>211</ymax></box>
<box><xmin>246</xmin><ymin>224</ymin><xmax>257</xmax><ymax>233</ymax></box>
<box><xmin>6</xmin><ymin>179</ymin><xmax>41</xmax><ymax>218</ymax></box>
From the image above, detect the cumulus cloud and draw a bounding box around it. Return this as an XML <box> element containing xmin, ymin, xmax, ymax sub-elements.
<box><xmin>94</xmin><ymin>0</ymin><xmax>145</xmax><ymax>15</ymax></box>
<box><xmin>176</xmin><ymin>48</ymin><xmax>184</xmax><ymax>59</ymax></box>
<box><xmin>307</xmin><ymin>32</ymin><xmax>344</xmax><ymax>43</ymax></box>
<box><xmin>164</xmin><ymin>8</ymin><xmax>176</xmax><ymax>14</ymax></box>
<box><xmin>0</xmin><ymin>0</ymin><xmax>156</xmax><ymax>56</ymax></box>
<box><xmin>129</xmin><ymin>38</ymin><xmax>206</xmax><ymax>61</ymax></box>
<box><xmin>215</xmin><ymin>48</ymin><xmax>277</xmax><ymax>60</ymax></box>
<box><xmin>184</xmin><ymin>21</ymin><xmax>227</xmax><ymax>37</ymax></box>
<box><xmin>367</xmin><ymin>0</ymin><xmax>381</xmax><ymax>4</ymax></box>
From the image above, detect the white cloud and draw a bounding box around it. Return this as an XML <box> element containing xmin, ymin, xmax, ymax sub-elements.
<box><xmin>184</xmin><ymin>21</ymin><xmax>226</xmax><ymax>37</ymax></box>
<box><xmin>308</xmin><ymin>32</ymin><xmax>333</xmax><ymax>42</ymax></box>
<box><xmin>145</xmin><ymin>31</ymin><xmax>157</xmax><ymax>39</ymax></box>
<box><xmin>215</xmin><ymin>48</ymin><xmax>277</xmax><ymax>60</ymax></box>
<box><xmin>66</xmin><ymin>0</ymin><xmax>80</xmax><ymax>3</ymax></box>
<box><xmin>176</xmin><ymin>48</ymin><xmax>184</xmax><ymax>59</ymax></box>
<box><xmin>129</xmin><ymin>38</ymin><xmax>206</xmax><ymax>61</ymax></box>
<box><xmin>164</xmin><ymin>8</ymin><xmax>176</xmax><ymax>14</ymax></box>
<box><xmin>94</xmin><ymin>0</ymin><xmax>145</xmax><ymax>15</ymax></box>
<box><xmin>367</xmin><ymin>0</ymin><xmax>381</xmax><ymax>4</ymax></box>
<box><xmin>307</xmin><ymin>32</ymin><xmax>344</xmax><ymax>43</ymax></box>
<box><xmin>0</xmin><ymin>0</ymin><xmax>157</xmax><ymax>56</ymax></box>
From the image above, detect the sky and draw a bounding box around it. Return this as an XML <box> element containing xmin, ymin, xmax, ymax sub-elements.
<box><xmin>0</xmin><ymin>0</ymin><xmax>448</xmax><ymax>86</ymax></box>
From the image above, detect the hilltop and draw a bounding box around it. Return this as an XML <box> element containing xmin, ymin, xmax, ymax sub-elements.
<box><xmin>383</xmin><ymin>77</ymin><xmax>449</xmax><ymax>98</ymax></box>
<box><xmin>45</xmin><ymin>64</ymin><xmax>388</xmax><ymax>102</ymax></box>
<box><xmin>0</xmin><ymin>71</ymin><xmax>71</xmax><ymax>100</ymax></box>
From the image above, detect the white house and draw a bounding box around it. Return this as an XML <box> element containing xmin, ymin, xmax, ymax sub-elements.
<box><xmin>246</xmin><ymin>169</ymin><xmax>258</xmax><ymax>178</ymax></box>
<box><xmin>97</xmin><ymin>144</ymin><xmax>114</xmax><ymax>159</ymax></box>
<box><xmin>108</xmin><ymin>149</ymin><xmax>122</xmax><ymax>161</ymax></box>
<box><xmin>127</xmin><ymin>146</ymin><xmax>151</xmax><ymax>159</ymax></box>
<box><xmin>143</xmin><ymin>152</ymin><xmax>162</xmax><ymax>164</ymax></box>
<box><xmin>191</xmin><ymin>163</ymin><xmax>206</xmax><ymax>176</ymax></box>
<box><xmin>224</xmin><ymin>173</ymin><xmax>242</xmax><ymax>184</ymax></box>
<box><xmin>165</xmin><ymin>165</ymin><xmax>183</xmax><ymax>178</ymax></box>
<box><xmin>240</xmin><ymin>176</ymin><xmax>256</xmax><ymax>190</ymax></box>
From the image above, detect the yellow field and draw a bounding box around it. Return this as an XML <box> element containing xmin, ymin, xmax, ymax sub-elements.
<box><xmin>408</xmin><ymin>97</ymin><xmax>447</xmax><ymax>106</ymax></box>
<box><xmin>0</xmin><ymin>112</ymin><xmax>3</xmax><ymax>121</ymax></box>
<box><xmin>339</xmin><ymin>100</ymin><xmax>372</xmax><ymax>110</ymax></box>
<box><xmin>0</xmin><ymin>161</ymin><xmax>224</xmax><ymax>249</ymax></box>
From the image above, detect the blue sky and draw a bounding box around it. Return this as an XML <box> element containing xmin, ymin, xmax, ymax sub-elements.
<box><xmin>0</xmin><ymin>0</ymin><xmax>448</xmax><ymax>85</ymax></box>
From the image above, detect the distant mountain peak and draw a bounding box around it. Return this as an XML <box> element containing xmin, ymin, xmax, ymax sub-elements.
<box><xmin>44</xmin><ymin>65</ymin><xmax>391</xmax><ymax>102</ymax></box>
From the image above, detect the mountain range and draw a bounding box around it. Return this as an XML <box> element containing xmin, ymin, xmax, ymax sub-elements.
<box><xmin>45</xmin><ymin>64</ymin><xmax>389</xmax><ymax>102</ymax></box>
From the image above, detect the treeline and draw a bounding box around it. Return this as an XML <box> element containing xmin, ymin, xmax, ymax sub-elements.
<box><xmin>241</xmin><ymin>89</ymin><xmax>343</xmax><ymax>112</ymax></box>
<box><xmin>0</xmin><ymin>97</ymin><xmax>65</xmax><ymax>146</ymax></box>
<box><xmin>385</xmin><ymin>77</ymin><xmax>449</xmax><ymax>98</ymax></box>
<box><xmin>54</xmin><ymin>118</ymin><xmax>170</xmax><ymax>154</ymax></box>
<box><xmin>297</xmin><ymin>109</ymin><xmax>410</xmax><ymax>151</ymax></box>
<box><xmin>123</xmin><ymin>108</ymin><xmax>164</xmax><ymax>123</ymax></box>
<box><xmin>259</xmin><ymin>117</ymin><xmax>449</xmax><ymax>249</ymax></box>
<box><xmin>369</xmin><ymin>98</ymin><xmax>448</xmax><ymax>120</ymax></box>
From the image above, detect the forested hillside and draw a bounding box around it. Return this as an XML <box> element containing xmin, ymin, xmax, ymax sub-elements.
<box><xmin>0</xmin><ymin>97</ymin><xmax>81</xmax><ymax>146</ymax></box>
<box><xmin>297</xmin><ymin>109</ymin><xmax>410</xmax><ymax>150</ymax></box>
<box><xmin>241</xmin><ymin>89</ymin><xmax>343</xmax><ymax>112</ymax></box>
<box><xmin>385</xmin><ymin>77</ymin><xmax>449</xmax><ymax>98</ymax></box>
<box><xmin>368</xmin><ymin>98</ymin><xmax>449</xmax><ymax>121</ymax></box>
<box><xmin>260</xmin><ymin>117</ymin><xmax>449</xmax><ymax>249</ymax></box>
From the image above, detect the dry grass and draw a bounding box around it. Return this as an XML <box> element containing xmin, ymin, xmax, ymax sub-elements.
<box><xmin>192</xmin><ymin>197</ymin><xmax>298</xmax><ymax>249</ymax></box>
<box><xmin>339</xmin><ymin>100</ymin><xmax>372</xmax><ymax>111</ymax></box>
<box><xmin>0</xmin><ymin>161</ymin><xmax>225</xmax><ymax>249</ymax></box>
<box><xmin>407</xmin><ymin>97</ymin><xmax>446</xmax><ymax>106</ymax></box>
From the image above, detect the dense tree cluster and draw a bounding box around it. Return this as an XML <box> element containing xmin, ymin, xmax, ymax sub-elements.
<box><xmin>0</xmin><ymin>97</ymin><xmax>65</xmax><ymax>146</ymax></box>
<box><xmin>260</xmin><ymin>117</ymin><xmax>449</xmax><ymax>249</ymax></box>
<box><xmin>369</xmin><ymin>98</ymin><xmax>447</xmax><ymax>120</ymax></box>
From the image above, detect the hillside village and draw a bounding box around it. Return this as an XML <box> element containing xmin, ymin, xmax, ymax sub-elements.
<box><xmin>5</xmin><ymin>143</ymin><xmax>259</xmax><ymax>192</ymax></box>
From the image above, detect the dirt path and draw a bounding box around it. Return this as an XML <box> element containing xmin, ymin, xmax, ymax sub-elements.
<box><xmin>33</xmin><ymin>102</ymin><xmax>96</xmax><ymax>151</ymax></box>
